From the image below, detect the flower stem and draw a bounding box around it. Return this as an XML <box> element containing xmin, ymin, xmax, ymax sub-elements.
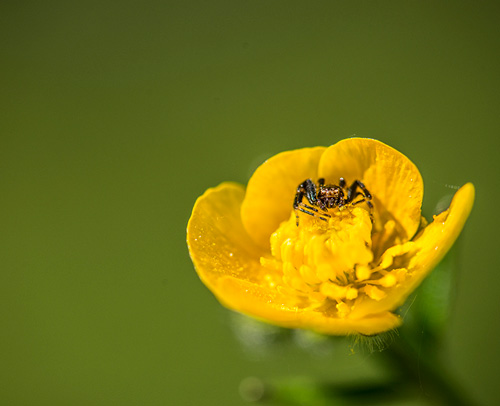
<box><xmin>382</xmin><ymin>337</ymin><xmax>475</xmax><ymax>406</ymax></box>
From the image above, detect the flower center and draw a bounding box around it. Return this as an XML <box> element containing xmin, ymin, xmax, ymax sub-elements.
<box><xmin>260</xmin><ymin>206</ymin><xmax>414</xmax><ymax>317</ymax></box>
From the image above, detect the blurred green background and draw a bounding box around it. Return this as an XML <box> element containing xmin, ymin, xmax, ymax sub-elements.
<box><xmin>1</xmin><ymin>1</ymin><xmax>499</xmax><ymax>405</ymax></box>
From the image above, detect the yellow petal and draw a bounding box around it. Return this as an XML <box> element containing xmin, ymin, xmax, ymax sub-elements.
<box><xmin>218</xmin><ymin>277</ymin><xmax>402</xmax><ymax>335</ymax></box>
<box><xmin>187</xmin><ymin>182</ymin><xmax>267</xmax><ymax>290</ymax></box>
<box><xmin>350</xmin><ymin>183</ymin><xmax>475</xmax><ymax>318</ymax></box>
<box><xmin>318</xmin><ymin>138</ymin><xmax>423</xmax><ymax>241</ymax></box>
<box><xmin>241</xmin><ymin>147</ymin><xmax>326</xmax><ymax>248</ymax></box>
<box><xmin>307</xmin><ymin>310</ymin><xmax>402</xmax><ymax>335</ymax></box>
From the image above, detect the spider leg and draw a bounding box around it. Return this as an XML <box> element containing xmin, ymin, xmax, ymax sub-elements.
<box><xmin>301</xmin><ymin>201</ymin><xmax>331</xmax><ymax>216</ymax></box>
<box><xmin>301</xmin><ymin>209</ymin><xmax>330</xmax><ymax>222</ymax></box>
<box><xmin>297</xmin><ymin>207</ymin><xmax>317</xmax><ymax>216</ymax></box>
<box><xmin>303</xmin><ymin>179</ymin><xmax>318</xmax><ymax>206</ymax></box>
<box><xmin>346</xmin><ymin>180</ymin><xmax>372</xmax><ymax>203</ymax></box>
<box><xmin>300</xmin><ymin>203</ymin><xmax>319</xmax><ymax>213</ymax></box>
<box><xmin>350</xmin><ymin>192</ymin><xmax>374</xmax><ymax>220</ymax></box>
<box><xmin>339</xmin><ymin>177</ymin><xmax>346</xmax><ymax>188</ymax></box>
<box><xmin>295</xmin><ymin>202</ymin><xmax>331</xmax><ymax>225</ymax></box>
<box><xmin>351</xmin><ymin>192</ymin><xmax>373</xmax><ymax>207</ymax></box>
<box><xmin>351</xmin><ymin>196</ymin><xmax>366</xmax><ymax>206</ymax></box>
<box><xmin>294</xmin><ymin>179</ymin><xmax>318</xmax><ymax>208</ymax></box>
<box><xmin>294</xmin><ymin>179</ymin><xmax>322</xmax><ymax>226</ymax></box>
<box><xmin>347</xmin><ymin>181</ymin><xmax>373</xmax><ymax>221</ymax></box>
<box><xmin>297</xmin><ymin>207</ymin><xmax>329</xmax><ymax>221</ymax></box>
<box><xmin>301</xmin><ymin>203</ymin><xmax>331</xmax><ymax>217</ymax></box>
<box><xmin>293</xmin><ymin>186</ymin><xmax>305</xmax><ymax>210</ymax></box>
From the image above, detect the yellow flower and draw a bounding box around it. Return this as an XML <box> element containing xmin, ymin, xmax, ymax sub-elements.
<box><xmin>187</xmin><ymin>139</ymin><xmax>474</xmax><ymax>335</ymax></box>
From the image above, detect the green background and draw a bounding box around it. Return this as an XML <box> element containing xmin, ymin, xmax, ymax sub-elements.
<box><xmin>1</xmin><ymin>1</ymin><xmax>499</xmax><ymax>405</ymax></box>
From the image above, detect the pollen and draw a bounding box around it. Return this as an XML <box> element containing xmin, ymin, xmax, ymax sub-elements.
<box><xmin>261</xmin><ymin>205</ymin><xmax>415</xmax><ymax>318</ymax></box>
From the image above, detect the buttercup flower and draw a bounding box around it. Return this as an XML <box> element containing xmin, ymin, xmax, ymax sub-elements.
<box><xmin>187</xmin><ymin>139</ymin><xmax>474</xmax><ymax>335</ymax></box>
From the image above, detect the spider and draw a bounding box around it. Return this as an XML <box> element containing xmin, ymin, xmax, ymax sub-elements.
<box><xmin>293</xmin><ymin>177</ymin><xmax>373</xmax><ymax>226</ymax></box>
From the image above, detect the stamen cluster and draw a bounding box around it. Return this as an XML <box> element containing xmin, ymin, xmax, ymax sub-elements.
<box><xmin>261</xmin><ymin>206</ymin><xmax>413</xmax><ymax>318</ymax></box>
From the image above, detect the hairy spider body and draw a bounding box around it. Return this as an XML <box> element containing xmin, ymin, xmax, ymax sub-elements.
<box><xmin>294</xmin><ymin>178</ymin><xmax>373</xmax><ymax>225</ymax></box>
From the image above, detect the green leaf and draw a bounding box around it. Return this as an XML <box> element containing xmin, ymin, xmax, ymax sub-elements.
<box><xmin>397</xmin><ymin>243</ymin><xmax>458</xmax><ymax>351</ymax></box>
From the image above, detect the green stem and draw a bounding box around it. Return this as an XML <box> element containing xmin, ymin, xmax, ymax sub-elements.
<box><xmin>382</xmin><ymin>337</ymin><xmax>475</xmax><ymax>406</ymax></box>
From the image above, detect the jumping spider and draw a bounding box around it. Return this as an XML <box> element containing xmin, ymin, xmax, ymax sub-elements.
<box><xmin>293</xmin><ymin>177</ymin><xmax>373</xmax><ymax>226</ymax></box>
